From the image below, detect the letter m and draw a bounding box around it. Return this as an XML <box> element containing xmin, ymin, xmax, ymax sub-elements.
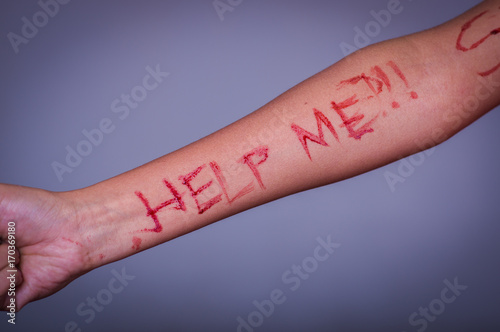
<box><xmin>291</xmin><ymin>108</ymin><xmax>339</xmax><ymax>160</ymax></box>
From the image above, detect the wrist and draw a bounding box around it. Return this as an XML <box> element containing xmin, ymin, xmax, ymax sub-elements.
<box><xmin>58</xmin><ymin>185</ymin><xmax>138</xmax><ymax>271</ymax></box>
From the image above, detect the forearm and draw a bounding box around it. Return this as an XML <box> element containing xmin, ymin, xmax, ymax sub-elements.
<box><xmin>66</xmin><ymin>0</ymin><xmax>500</xmax><ymax>271</ymax></box>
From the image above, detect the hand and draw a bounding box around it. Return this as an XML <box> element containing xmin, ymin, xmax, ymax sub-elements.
<box><xmin>0</xmin><ymin>184</ymin><xmax>90</xmax><ymax>311</ymax></box>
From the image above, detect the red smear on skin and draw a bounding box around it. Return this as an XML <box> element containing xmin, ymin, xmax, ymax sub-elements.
<box><xmin>291</xmin><ymin>108</ymin><xmax>339</xmax><ymax>160</ymax></box>
<box><xmin>62</xmin><ymin>237</ymin><xmax>83</xmax><ymax>247</ymax></box>
<box><xmin>411</xmin><ymin>91</ymin><xmax>419</xmax><ymax>99</ymax></box>
<box><xmin>132</xmin><ymin>237</ymin><xmax>142</xmax><ymax>251</ymax></box>
<box><xmin>209</xmin><ymin>161</ymin><xmax>254</xmax><ymax>203</ymax></box>
<box><xmin>180</xmin><ymin>165</ymin><xmax>222</xmax><ymax>214</ymax></box>
<box><xmin>135</xmin><ymin>180</ymin><xmax>186</xmax><ymax>233</ymax></box>
<box><xmin>392</xmin><ymin>101</ymin><xmax>400</xmax><ymax>109</ymax></box>
<box><xmin>99</xmin><ymin>254</ymin><xmax>105</xmax><ymax>261</ymax></box>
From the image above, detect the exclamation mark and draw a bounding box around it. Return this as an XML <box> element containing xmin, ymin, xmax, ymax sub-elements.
<box><xmin>387</xmin><ymin>61</ymin><xmax>418</xmax><ymax>100</ymax></box>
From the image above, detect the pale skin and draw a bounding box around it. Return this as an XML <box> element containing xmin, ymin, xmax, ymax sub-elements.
<box><xmin>1</xmin><ymin>0</ymin><xmax>499</xmax><ymax>311</ymax></box>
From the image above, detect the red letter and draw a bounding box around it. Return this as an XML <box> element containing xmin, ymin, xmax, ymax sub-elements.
<box><xmin>291</xmin><ymin>108</ymin><xmax>339</xmax><ymax>160</ymax></box>
<box><xmin>332</xmin><ymin>95</ymin><xmax>378</xmax><ymax>140</ymax></box>
<box><xmin>387</xmin><ymin>61</ymin><xmax>409</xmax><ymax>88</ymax></box>
<box><xmin>209</xmin><ymin>161</ymin><xmax>254</xmax><ymax>203</ymax></box>
<box><xmin>338</xmin><ymin>74</ymin><xmax>385</xmax><ymax>96</ymax></box>
<box><xmin>372</xmin><ymin>66</ymin><xmax>391</xmax><ymax>92</ymax></box>
<box><xmin>456</xmin><ymin>10</ymin><xmax>500</xmax><ymax>76</ymax></box>
<box><xmin>180</xmin><ymin>165</ymin><xmax>222</xmax><ymax>214</ymax></box>
<box><xmin>457</xmin><ymin>11</ymin><xmax>499</xmax><ymax>51</ymax></box>
<box><xmin>240</xmin><ymin>146</ymin><xmax>269</xmax><ymax>190</ymax></box>
<box><xmin>135</xmin><ymin>180</ymin><xmax>186</xmax><ymax>233</ymax></box>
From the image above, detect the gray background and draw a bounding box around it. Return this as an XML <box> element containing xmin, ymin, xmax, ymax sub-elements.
<box><xmin>1</xmin><ymin>0</ymin><xmax>499</xmax><ymax>331</ymax></box>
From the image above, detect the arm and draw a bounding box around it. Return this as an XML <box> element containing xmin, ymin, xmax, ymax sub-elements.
<box><xmin>1</xmin><ymin>0</ymin><xmax>499</xmax><ymax>311</ymax></box>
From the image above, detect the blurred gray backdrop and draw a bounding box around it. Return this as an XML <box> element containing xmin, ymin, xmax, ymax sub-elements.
<box><xmin>1</xmin><ymin>0</ymin><xmax>499</xmax><ymax>331</ymax></box>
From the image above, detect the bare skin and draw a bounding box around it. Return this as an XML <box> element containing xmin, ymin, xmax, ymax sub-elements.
<box><xmin>1</xmin><ymin>0</ymin><xmax>499</xmax><ymax>311</ymax></box>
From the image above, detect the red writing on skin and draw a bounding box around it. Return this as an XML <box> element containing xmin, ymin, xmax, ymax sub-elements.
<box><xmin>387</xmin><ymin>61</ymin><xmax>419</xmax><ymax>99</ymax></box>
<box><xmin>239</xmin><ymin>146</ymin><xmax>269</xmax><ymax>190</ymax></box>
<box><xmin>337</xmin><ymin>65</ymin><xmax>397</xmax><ymax>100</ymax></box>
<box><xmin>134</xmin><ymin>145</ymin><xmax>270</xmax><ymax>232</ymax></box>
<box><xmin>373</xmin><ymin>65</ymin><xmax>392</xmax><ymax>92</ymax></box>
<box><xmin>210</xmin><ymin>161</ymin><xmax>254</xmax><ymax>203</ymax></box>
<box><xmin>291</xmin><ymin>108</ymin><xmax>339</xmax><ymax>160</ymax></box>
<box><xmin>333</xmin><ymin>69</ymin><xmax>385</xmax><ymax>140</ymax></box>
<box><xmin>291</xmin><ymin>61</ymin><xmax>418</xmax><ymax>159</ymax></box>
<box><xmin>387</xmin><ymin>61</ymin><xmax>409</xmax><ymax>87</ymax></box>
<box><xmin>132</xmin><ymin>236</ymin><xmax>142</xmax><ymax>251</ymax></box>
<box><xmin>135</xmin><ymin>179</ymin><xmax>186</xmax><ymax>233</ymax></box>
<box><xmin>339</xmin><ymin>74</ymin><xmax>385</xmax><ymax>95</ymax></box>
<box><xmin>338</xmin><ymin>62</ymin><xmax>418</xmax><ymax>103</ymax></box>
<box><xmin>180</xmin><ymin>165</ymin><xmax>223</xmax><ymax>214</ymax></box>
<box><xmin>456</xmin><ymin>10</ymin><xmax>500</xmax><ymax>76</ymax></box>
<box><xmin>332</xmin><ymin>96</ymin><xmax>378</xmax><ymax>140</ymax></box>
